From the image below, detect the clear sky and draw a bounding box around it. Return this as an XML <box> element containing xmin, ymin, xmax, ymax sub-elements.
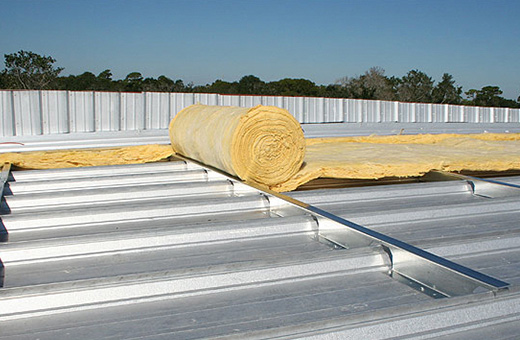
<box><xmin>1</xmin><ymin>0</ymin><xmax>519</xmax><ymax>99</ymax></box>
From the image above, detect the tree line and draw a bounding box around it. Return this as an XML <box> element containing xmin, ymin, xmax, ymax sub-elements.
<box><xmin>1</xmin><ymin>50</ymin><xmax>519</xmax><ymax>108</ymax></box>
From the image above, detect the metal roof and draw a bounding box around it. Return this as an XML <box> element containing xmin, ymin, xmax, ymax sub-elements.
<box><xmin>2</xmin><ymin>122</ymin><xmax>520</xmax><ymax>154</ymax></box>
<box><xmin>1</xmin><ymin>156</ymin><xmax>520</xmax><ymax>339</ymax></box>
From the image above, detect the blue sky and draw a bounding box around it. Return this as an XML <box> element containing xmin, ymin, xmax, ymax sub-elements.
<box><xmin>1</xmin><ymin>0</ymin><xmax>519</xmax><ymax>99</ymax></box>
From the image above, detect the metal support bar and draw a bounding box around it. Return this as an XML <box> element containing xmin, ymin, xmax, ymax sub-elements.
<box><xmin>174</xmin><ymin>155</ymin><xmax>510</xmax><ymax>298</ymax></box>
<box><xmin>430</xmin><ymin>171</ymin><xmax>520</xmax><ymax>198</ymax></box>
<box><xmin>307</xmin><ymin>205</ymin><xmax>508</xmax><ymax>297</ymax></box>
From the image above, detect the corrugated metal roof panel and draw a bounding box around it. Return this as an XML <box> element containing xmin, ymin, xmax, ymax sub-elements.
<box><xmin>1</xmin><ymin>159</ymin><xmax>519</xmax><ymax>339</ymax></box>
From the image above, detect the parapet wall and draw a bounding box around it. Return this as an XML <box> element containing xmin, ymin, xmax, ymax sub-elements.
<box><xmin>1</xmin><ymin>90</ymin><xmax>519</xmax><ymax>137</ymax></box>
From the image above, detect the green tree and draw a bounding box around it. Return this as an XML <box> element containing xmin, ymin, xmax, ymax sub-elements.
<box><xmin>318</xmin><ymin>84</ymin><xmax>350</xmax><ymax>98</ymax></box>
<box><xmin>97</xmin><ymin>69</ymin><xmax>115</xmax><ymax>91</ymax></box>
<box><xmin>477</xmin><ymin>86</ymin><xmax>503</xmax><ymax>106</ymax></box>
<box><xmin>205</xmin><ymin>79</ymin><xmax>237</xmax><ymax>94</ymax></box>
<box><xmin>123</xmin><ymin>72</ymin><xmax>144</xmax><ymax>92</ymax></box>
<box><xmin>57</xmin><ymin>72</ymin><xmax>100</xmax><ymax>91</ymax></box>
<box><xmin>3</xmin><ymin>50</ymin><xmax>63</xmax><ymax>89</ymax></box>
<box><xmin>74</xmin><ymin>72</ymin><xmax>98</xmax><ymax>90</ymax></box>
<box><xmin>237</xmin><ymin>75</ymin><xmax>265</xmax><ymax>95</ymax></box>
<box><xmin>465</xmin><ymin>86</ymin><xmax>519</xmax><ymax>108</ymax></box>
<box><xmin>397</xmin><ymin>69</ymin><xmax>434</xmax><ymax>103</ymax></box>
<box><xmin>172</xmin><ymin>79</ymin><xmax>185</xmax><ymax>92</ymax></box>
<box><xmin>0</xmin><ymin>69</ymin><xmax>10</xmax><ymax>88</ymax></box>
<box><xmin>142</xmin><ymin>77</ymin><xmax>160</xmax><ymax>92</ymax></box>
<box><xmin>268</xmin><ymin>78</ymin><xmax>318</xmax><ymax>96</ymax></box>
<box><xmin>338</xmin><ymin>67</ymin><xmax>396</xmax><ymax>100</ymax></box>
<box><xmin>155</xmin><ymin>75</ymin><xmax>174</xmax><ymax>92</ymax></box>
<box><xmin>432</xmin><ymin>73</ymin><xmax>462</xmax><ymax>104</ymax></box>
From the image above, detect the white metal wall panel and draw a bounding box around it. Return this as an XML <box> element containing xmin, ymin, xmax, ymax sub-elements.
<box><xmin>169</xmin><ymin>93</ymin><xmax>182</xmax><ymax>120</ymax></box>
<box><xmin>344</xmin><ymin>99</ymin><xmax>362</xmax><ymax>123</ymax></box>
<box><xmin>324</xmin><ymin>97</ymin><xmax>343</xmax><ymax>122</ymax></box>
<box><xmin>224</xmin><ymin>94</ymin><xmax>239</xmax><ymax>106</ymax></box>
<box><xmin>431</xmin><ymin>104</ymin><xmax>447</xmax><ymax>123</ymax></box>
<box><xmin>12</xmin><ymin>90</ymin><xmax>42</xmax><ymax>135</ymax></box>
<box><xmin>218</xmin><ymin>95</ymin><xmax>235</xmax><ymax>107</ymax></box>
<box><xmin>470</xmin><ymin>106</ymin><xmax>480</xmax><ymax>123</ymax></box>
<box><xmin>348</xmin><ymin>99</ymin><xmax>360</xmax><ymax>123</ymax></box>
<box><xmin>364</xmin><ymin>100</ymin><xmax>374</xmax><ymax>122</ymax></box>
<box><xmin>193</xmin><ymin>93</ymin><xmax>218</xmax><ymax>106</ymax></box>
<box><xmin>1</xmin><ymin>90</ymin><xmax>520</xmax><ymax>137</ymax></box>
<box><xmin>0</xmin><ymin>91</ymin><xmax>15</xmax><ymax>137</ymax></box>
<box><xmin>41</xmin><ymin>91</ymin><xmax>69</xmax><ymax>134</ymax></box>
<box><xmin>365</xmin><ymin>100</ymin><xmax>380</xmax><ymax>123</ymax></box>
<box><xmin>447</xmin><ymin>105</ymin><xmax>462</xmax><ymax>123</ymax></box>
<box><xmin>283</xmin><ymin>96</ymin><xmax>303</xmax><ymax>121</ymax></box>
<box><xmin>350</xmin><ymin>100</ymin><xmax>360</xmax><ymax>122</ymax></box>
<box><xmin>181</xmin><ymin>93</ymin><xmax>196</xmax><ymax>108</ymax></box>
<box><xmin>145</xmin><ymin>92</ymin><xmax>170</xmax><ymax>130</ymax></box>
<box><xmin>379</xmin><ymin>101</ymin><xmax>396</xmax><ymax>122</ymax></box>
<box><xmin>397</xmin><ymin>102</ymin><xmax>407</xmax><ymax>122</ymax></box>
<box><xmin>414</xmin><ymin>103</ymin><xmax>428</xmax><ymax>123</ymax></box>
<box><xmin>237</xmin><ymin>95</ymin><xmax>261</xmax><ymax>108</ymax></box>
<box><xmin>464</xmin><ymin>106</ymin><xmax>475</xmax><ymax>123</ymax></box>
<box><xmin>120</xmin><ymin>92</ymin><xmax>144</xmax><ymax>131</ymax></box>
<box><xmin>479</xmin><ymin>107</ymin><xmax>492</xmax><ymax>123</ymax></box>
<box><xmin>250</xmin><ymin>95</ymin><xmax>263</xmax><ymax>107</ymax></box>
<box><xmin>509</xmin><ymin>108</ymin><xmax>520</xmax><ymax>123</ymax></box>
<box><xmin>94</xmin><ymin>92</ymin><xmax>120</xmax><ymax>132</ymax></box>
<box><xmin>398</xmin><ymin>102</ymin><xmax>414</xmax><ymax>123</ymax></box>
<box><xmin>343</xmin><ymin>99</ymin><xmax>353</xmax><ymax>122</ymax></box>
<box><xmin>68</xmin><ymin>91</ymin><xmax>95</xmax><ymax>133</ymax></box>
<box><xmin>494</xmin><ymin>108</ymin><xmax>508</xmax><ymax>123</ymax></box>
<box><xmin>262</xmin><ymin>96</ymin><xmax>284</xmax><ymax>109</ymax></box>
<box><xmin>302</xmin><ymin>97</ymin><xmax>315</xmax><ymax>123</ymax></box>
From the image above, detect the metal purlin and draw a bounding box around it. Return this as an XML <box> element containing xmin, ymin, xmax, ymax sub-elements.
<box><xmin>176</xmin><ymin>155</ymin><xmax>511</xmax><ymax>298</ymax></box>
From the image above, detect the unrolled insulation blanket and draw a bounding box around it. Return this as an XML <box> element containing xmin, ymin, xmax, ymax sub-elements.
<box><xmin>168</xmin><ymin>104</ymin><xmax>306</xmax><ymax>187</ymax></box>
<box><xmin>273</xmin><ymin>135</ymin><xmax>520</xmax><ymax>192</ymax></box>
<box><xmin>0</xmin><ymin>145</ymin><xmax>173</xmax><ymax>169</ymax></box>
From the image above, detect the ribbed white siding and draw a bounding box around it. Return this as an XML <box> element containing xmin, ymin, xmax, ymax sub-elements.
<box><xmin>1</xmin><ymin>90</ymin><xmax>519</xmax><ymax>137</ymax></box>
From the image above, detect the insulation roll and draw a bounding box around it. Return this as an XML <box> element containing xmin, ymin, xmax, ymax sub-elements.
<box><xmin>169</xmin><ymin>104</ymin><xmax>306</xmax><ymax>187</ymax></box>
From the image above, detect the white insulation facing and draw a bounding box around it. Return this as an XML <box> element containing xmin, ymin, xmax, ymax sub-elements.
<box><xmin>1</xmin><ymin>90</ymin><xmax>519</xmax><ymax>137</ymax></box>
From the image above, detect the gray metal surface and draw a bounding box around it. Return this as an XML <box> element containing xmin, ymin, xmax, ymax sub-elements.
<box><xmin>1</xmin><ymin>160</ymin><xmax>519</xmax><ymax>339</ymax></box>
<box><xmin>1</xmin><ymin>90</ymin><xmax>519</xmax><ymax>137</ymax></box>
<box><xmin>289</xmin><ymin>177</ymin><xmax>520</xmax><ymax>286</ymax></box>
<box><xmin>3</xmin><ymin>122</ymin><xmax>520</xmax><ymax>154</ymax></box>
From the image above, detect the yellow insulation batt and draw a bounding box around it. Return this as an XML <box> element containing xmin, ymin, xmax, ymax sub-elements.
<box><xmin>169</xmin><ymin>104</ymin><xmax>306</xmax><ymax>187</ymax></box>
<box><xmin>272</xmin><ymin>134</ymin><xmax>520</xmax><ymax>192</ymax></box>
<box><xmin>0</xmin><ymin>145</ymin><xmax>174</xmax><ymax>169</ymax></box>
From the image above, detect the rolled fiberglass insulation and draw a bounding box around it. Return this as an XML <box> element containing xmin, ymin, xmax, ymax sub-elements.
<box><xmin>168</xmin><ymin>104</ymin><xmax>305</xmax><ymax>187</ymax></box>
